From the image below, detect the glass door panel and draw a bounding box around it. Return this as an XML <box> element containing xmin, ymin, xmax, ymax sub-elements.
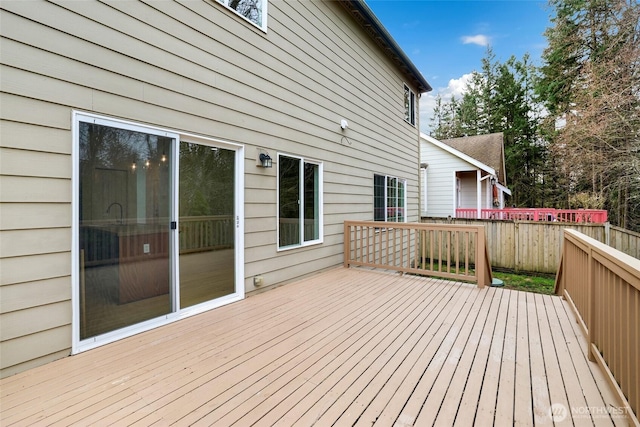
<box><xmin>78</xmin><ymin>122</ymin><xmax>173</xmax><ymax>340</ymax></box>
<box><xmin>179</xmin><ymin>143</ymin><xmax>235</xmax><ymax>308</ymax></box>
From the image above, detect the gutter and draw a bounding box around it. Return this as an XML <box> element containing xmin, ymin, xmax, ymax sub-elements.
<box><xmin>338</xmin><ymin>0</ymin><xmax>432</xmax><ymax>93</ymax></box>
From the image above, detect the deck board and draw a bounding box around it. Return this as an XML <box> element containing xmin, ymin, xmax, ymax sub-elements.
<box><xmin>0</xmin><ymin>267</ymin><xmax>628</xmax><ymax>426</ymax></box>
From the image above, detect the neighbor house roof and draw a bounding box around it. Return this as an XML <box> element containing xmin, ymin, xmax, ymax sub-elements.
<box><xmin>421</xmin><ymin>132</ymin><xmax>496</xmax><ymax>176</ymax></box>
<box><xmin>441</xmin><ymin>133</ymin><xmax>507</xmax><ymax>186</ymax></box>
<box><xmin>338</xmin><ymin>1</ymin><xmax>432</xmax><ymax>93</ymax></box>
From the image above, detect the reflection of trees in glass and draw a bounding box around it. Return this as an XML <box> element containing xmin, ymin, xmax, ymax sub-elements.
<box><xmin>80</xmin><ymin>123</ymin><xmax>137</xmax><ymax>170</ymax></box>
<box><xmin>303</xmin><ymin>163</ymin><xmax>319</xmax><ymax>241</ymax></box>
<box><xmin>80</xmin><ymin>123</ymin><xmax>171</xmax><ymax>171</ymax></box>
<box><xmin>79</xmin><ymin>123</ymin><xmax>172</xmax><ymax>223</ymax></box>
<box><xmin>279</xmin><ymin>155</ymin><xmax>300</xmax><ymax>247</ymax></box>
<box><xmin>229</xmin><ymin>0</ymin><xmax>261</xmax><ymax>26</ymax></box>
<box><xmin>278</xmin><ymin>155</ymin><xmax>300</xmax><ymax>220</ymax></box>
<box><xmin>179</xmin><ymin>143</ymin><xmax>234</xmax><ymax>217</ymax></box>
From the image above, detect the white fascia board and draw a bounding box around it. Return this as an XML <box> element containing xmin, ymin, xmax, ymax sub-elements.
<box><xmin>498</xmin><ymin>182</ymin><xmax>512</xmax><ymax>196</ymax></box>
<box><xmin>420</xmin><ymin>132</ymin><xmax>496</xmax><ymax>176</ymax></box>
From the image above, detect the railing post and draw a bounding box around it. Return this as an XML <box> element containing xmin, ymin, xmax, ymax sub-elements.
<box><xmin>344</xmin><ymin>222</ymin><xmax>350</xmax><ymax>268</ymax></box>
<box><xmin>587</xmin><ymin>245</ymin><xmax>596</xmax><ymax>362</ymax></box>
<box><xmin>477</xmin><ymin>226</ymin><xmax>486</xmax><ymax>288</ymax></box>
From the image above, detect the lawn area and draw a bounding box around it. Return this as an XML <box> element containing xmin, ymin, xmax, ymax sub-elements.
<box><xmin>492</xmin><ymin>271</ymin><xmax>556</xmax><ymax>295</ymax></box>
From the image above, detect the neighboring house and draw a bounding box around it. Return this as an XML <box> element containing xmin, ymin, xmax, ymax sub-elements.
<box><xmin>420</xmin><ymin>132</ymin><xmax>511</xmax><ymax>218</ymax></box>
<box><xmin>0</xmin><ymin>0</ymin><xmax>431</xmax><ymax>377</ymax></box>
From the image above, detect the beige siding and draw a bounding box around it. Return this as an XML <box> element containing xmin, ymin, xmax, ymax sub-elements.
<box><xmin>0</xmin><ymin>0</ymin><xmax>422</xmax><ymax>376</ymax></box>
<box><xmin>0</xmin><ymin>277</ymin><xmax>70</xmax><ymax>313</ymax></box>
<box><xmin>0</xmin><ymin>203</ymin><xmax>71</xmax><ymax>230</ymax></box>
<box><xmin>0</xmin><ymin>228</ymin><xmax>71</xmax><ymax>258</ymax></box>
<box><xmin>0</xmin><ymin>326</ymin><xmax>71</xmax><ymax>375</ymax></box>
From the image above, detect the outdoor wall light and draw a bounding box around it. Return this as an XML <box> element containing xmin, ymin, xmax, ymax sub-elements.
<box><xmin>259</xmin><ymin>152</ymin><xmax>272</xmax><ymax>168</ymax></box>
<box><xmin>490</xmin><ymin>176</ymin><xmax>497</xmax><ymax>186</ymax></box>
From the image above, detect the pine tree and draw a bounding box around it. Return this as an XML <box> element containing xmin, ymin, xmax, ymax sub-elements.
<box><xmin>430</xmin><ymin>49</ymin><xmax>545</xmax><ymax>208</ymax></box>
<box><xmin>537</xmin><ymin>0</ymin><xmax>640</xmax><ymax>230</ymax></box>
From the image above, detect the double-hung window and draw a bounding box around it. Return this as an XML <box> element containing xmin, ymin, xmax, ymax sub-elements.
<box><xmin>404</xmin><ymin>84</ymin><xmax>416</xmax><ymax>126</ymax></box>
<box><xmin>217</xmin><ymin>0</ymin><xmax>267</xmax><ymax>31</ymax></box>
<box><xmin>278</xmin><ymin>154</ymin><xmax>323</xmax><ymax>249</ymax></box>
<box><xmin>374</xmin><ymin>174</ymin><xmax>407</xmax><ymax>223</ymax></box>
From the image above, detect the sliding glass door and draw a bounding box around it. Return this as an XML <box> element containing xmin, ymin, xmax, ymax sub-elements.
<box><xmin>78</xmin><ymin>121</ymin><xmax>174</xmax><ymax>340</ymax></box>
<box><xmin>178</xmin><ymin>142</ymin><xmax>236</xmax><ymax>309</ymax></box>
<box><xmin>76</xmin><ymin>114</ymin><xmax>242</xmax><ymax>348</ymax></box>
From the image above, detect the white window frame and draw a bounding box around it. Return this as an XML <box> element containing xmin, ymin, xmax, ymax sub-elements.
<box><xmin>277</xmin><ymin>153</ymin><xmax>323</xmax><ymax>250</ymax></box>
<box><xmin>216</xmin><ymin>0</ymin><xmax>268</xmax><ymax>31</ymax></box>
<box><xmin>404</xmin><ymin>84</ymin><xmax>416</xmax><ymax>126</ymax></box>
<box><xmin>71</xmin><ymin>111</ymin><xmax>245</xmax><ymax>354</ymax></box>
<box><xmin>374</xmin><ymin>174</ymin><xmax>407</xmax><ymax>223</ymax></box>
<box><xmin>420</xmin><ymin>166</ymin><xmax>428</xmax><ymax>215</ymax></box>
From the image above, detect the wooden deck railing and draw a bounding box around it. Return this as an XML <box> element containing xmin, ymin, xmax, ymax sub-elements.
<box><xmin>344</xmin><ymin>221</ymin><xmax>492</xmax><ymax>288</ymax></box>
<box><xmin>556</xmin><ymin>229</ymin><xmax>640</xmax><ymax>425</ymax></box>
<box><xmin>179</xmin><ymin>215</ymin><xmax>234</xmax><ymax>253</ymax></box>
<box><xmin>456</xmin><ymin>208</ymin><xmax>608</xmax><ymax>223</ymax></box>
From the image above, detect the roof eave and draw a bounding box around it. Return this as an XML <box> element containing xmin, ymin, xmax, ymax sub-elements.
<box><xmin>338</xmin><ymin>0</ymin><xmax>432</xmax><ymax>93</ymax></box>
<box><xmin>421</xmin><ymin>132</ymin><xmax>496</xmax><ymax>176</ymax></box>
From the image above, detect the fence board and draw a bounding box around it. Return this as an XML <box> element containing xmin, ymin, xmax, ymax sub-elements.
<box><xmin>610</xmin><ymin>226</ymin><xmax>640</xmax><ymax>261</ymax></box>
<box><xmin>421</xmin><ymin>218</ymin><xmax>628</xmax><ymax>274</ymax></box>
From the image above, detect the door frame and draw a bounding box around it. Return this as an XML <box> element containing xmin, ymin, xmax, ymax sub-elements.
<box><xmin>71</xmin><ymin>111</ymin><xmax>244</xmax><ymax>354</ymax></box>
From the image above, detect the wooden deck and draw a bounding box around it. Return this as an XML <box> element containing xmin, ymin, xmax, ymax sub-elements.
<box><xmin>0</xmin><ymin>268</ymin><xmax>628</xmax><ymax>426</ymax></box>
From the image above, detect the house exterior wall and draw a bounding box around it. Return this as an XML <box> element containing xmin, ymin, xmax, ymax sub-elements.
<box><xmin>0</xmin><ymin>0</ymin><xmax>422</xmax><ymax>377</ymax></box>
<box><xmin>420</xmin><ymin>139</ymin><xmax>476</xmax><ymax>217</ymax></box>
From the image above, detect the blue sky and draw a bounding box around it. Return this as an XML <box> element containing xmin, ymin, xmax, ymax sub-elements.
<box><xmin>364</xmin><ymin>0</ymin><xmax>553</xmax><ymax>132</ymax></box>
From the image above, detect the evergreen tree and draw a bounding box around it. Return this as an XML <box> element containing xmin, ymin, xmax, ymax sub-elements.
<box><xmin>537</xmin><ymin>0</ymin><xmax>640</xmax><ymax>230</ymax></box>
<box><xmin>430</xmin><ymin>49</ymin><xmax>545</xmax><ymax>208</ymax></box>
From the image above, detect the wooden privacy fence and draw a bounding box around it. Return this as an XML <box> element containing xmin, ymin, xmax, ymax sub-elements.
<box><xmin>422</xmin><ymin>218</ymin><xmax>617</xmax><ymax>274</ymax></box>
<box><xmin>344</xmin><ymin>221</ymin><xmax>492</xmax><ymax>287</ymax></box>
<box><xmin>556</xmin><ymin>229</ymin><xmax>640</xmax><ymax>425</ymax></box>
<box><xmin>610</xmin><ymin>225</ymin><xmax>640</xmax><ymax>260</ymax></box>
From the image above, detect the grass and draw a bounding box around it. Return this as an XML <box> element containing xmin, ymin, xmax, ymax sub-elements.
<box><xmin>492</xmin><ymin>271</ymin><xmax>556</xmax><ymax>295</ymax></box>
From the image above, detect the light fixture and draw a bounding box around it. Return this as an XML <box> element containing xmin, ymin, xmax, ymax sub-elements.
<box><xmin>161</xmin><ymin>151</ymin><xmax>167</xmax><ymax>162</ymax></box>
<box><xmin>340</xmin><ymin>119</ymin><xmax>349</xmax><ymax>130</ymax></box>
<box><xmin>145</xmin><ymin>159</ymin><xmax>150</xmax><ymax>168</ymax></box>
<box><xmin>131</xmin><ymin>157</ymin><xmax>137</xmax><ymax>171</ymax></box>
<box><xmin>259</xmin><ymin>152</ymin><xmax>272</xmax><ymax>168</ymax></box>
<box><xmin>490</xmin><ymin>176</ymin><xmax>497</xmax><ymax>186</ymax></box>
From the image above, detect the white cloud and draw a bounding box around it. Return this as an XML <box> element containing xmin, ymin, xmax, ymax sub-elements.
<box><xmin>461</xmin><ymin>34</ymin><xmax>491</xmax><ymax>47</ymax></box>
<box><xmin>419</xmin><ymin>74</ymin><xmax>475</xmax><ymax>134</ymax></box>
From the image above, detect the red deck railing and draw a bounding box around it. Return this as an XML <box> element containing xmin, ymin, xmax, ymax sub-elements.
<box><xmin>456</xmin><ymin>208</ymin><xmax>608</xmax><ymax>223</ymax></box>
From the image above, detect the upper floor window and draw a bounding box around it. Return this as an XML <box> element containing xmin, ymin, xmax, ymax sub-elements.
<box><xmin>278</xmin><ymin>154</ymin><xmax>323</xmax><ymax>249</ymax></box>
<box><xmin>374</xmin><ymin>174</ymin><xmax>407</xmax><ymax>223</ymax></box>
<box><xmin>404</xmin><ymin>84</ymin><xmax>416</xmax><ymax>126</ymax></box>
<box><xmin>218</xmin><ymin>0</ymin><xmax>267</xmax><ymax>30</ymax></box>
